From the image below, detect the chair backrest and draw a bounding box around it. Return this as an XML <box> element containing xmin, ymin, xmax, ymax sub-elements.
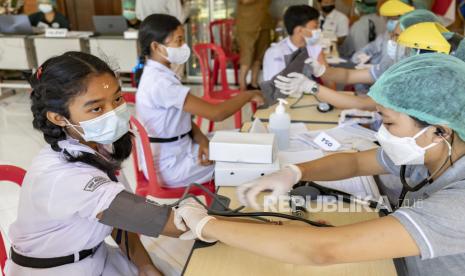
<box><xmin>193</xmin><ymin>43</ymin><xmax>230</xmax><ymax>97</ymax></box>
<box><xmin>129</xmin><ymin>116</ymin><xmax>163</xmax><ymax>194</ymax></box>
<box><xmin>0</xmin><ymin>165</ymin><xmax>25</xmax><ymax>276</ymax></box>
<box><xmin>209</xmin><ymin>19</ymin><xmax>236</xmax><ymax>57</ymax></box>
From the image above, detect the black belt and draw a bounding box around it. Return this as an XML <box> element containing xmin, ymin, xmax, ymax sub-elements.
<box><xmin>10</xmin><ymin>243</ymin><xmax>101</xmax><ymax>269</ymax></box>
<box><xmin>149</xmin><ymin>130</ymin><xmax>192</xmax><ymax>143</ymax></box>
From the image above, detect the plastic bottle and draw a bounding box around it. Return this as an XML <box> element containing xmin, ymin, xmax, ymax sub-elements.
<box><xmin>269</xmin><ymin>98</ymin><xmax>291</xmax><ymax>150</ymax></box>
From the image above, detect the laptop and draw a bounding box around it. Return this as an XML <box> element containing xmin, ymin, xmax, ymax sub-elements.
<box><xmin>93</xmin><ymin>16</ymin><xmax>128</xmax><ymax>35</ymax></box>
<box><xmin>0</xmin><ymin>15</ymin><xmax>34</xmax><ymax>34</ymax></box>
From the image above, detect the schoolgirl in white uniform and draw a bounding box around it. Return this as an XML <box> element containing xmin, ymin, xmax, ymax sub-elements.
<box><xmin>136</xmin><ymin>14</ymin><xmax>264</xmax><ymax>187</ymax></box>
<box><xmin>4</xmin><ymin>52</ymin><xmax>185</xmax><ymax>276</ymax></box>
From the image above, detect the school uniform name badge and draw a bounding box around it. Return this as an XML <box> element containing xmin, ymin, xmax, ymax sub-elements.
<box><xmin>313</xmin><ymin>132</ymin><xmax>341</xmax><ymax>151</ymax></box>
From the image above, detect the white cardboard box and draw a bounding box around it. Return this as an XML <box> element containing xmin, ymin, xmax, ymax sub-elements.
<box><xmin>209</xmin><ymin>131</ymin><xmax>277</xmax><ymax>164</ymax></box>
<box><xmin>215</xmin><ymin>159</ymin><xmax>280</xmax><ymax>186</ymax></box>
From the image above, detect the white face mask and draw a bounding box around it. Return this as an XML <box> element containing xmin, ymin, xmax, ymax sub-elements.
<box><xmin>304</xmin><ymin>28</ymin><xmax>322</xmax><ymax>46</ymax></box>
<box><xmin>65</xmin><ymin>103</ymin><xmax>130</xmax><ymax>145</ymax></box>
<box><xmin>161</xmin><ymin>43</ymin><xmax>191</xmax><ymax>65</ymax></box>
<box><xmin>38</xmin><ymin>3</ymin><xmax>53</xmax><ymax>13</ymax></box>
<box><xmin>376</xmin><ymin>124</ymin><xmax>439</xmax><ymax>165</ymax></box>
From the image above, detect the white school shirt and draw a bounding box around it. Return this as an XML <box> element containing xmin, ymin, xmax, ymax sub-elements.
<box><xmin>136</xmin><ymin>60</ymin><xmax>214</xmax><ymax>187</ymax></box>
<box><xmin>320</xmin><ymin>9</ymin><xmax>349</xmax><ymax>38</ymax></box>
<box><xmin>5</xmin><ymin>139</ymin><xmax>135</xmax><ymax>276</ymax></box>
<box><xmin>262</xmin><ymin>37</ymin><xmax>323</xmax><ymax>81</ymax></box>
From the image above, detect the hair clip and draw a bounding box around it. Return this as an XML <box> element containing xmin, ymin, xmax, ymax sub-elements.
<box><xmin>36</xmin><ymin>66</ymin><xmax>43</xmax><ymax>80</ymax></box>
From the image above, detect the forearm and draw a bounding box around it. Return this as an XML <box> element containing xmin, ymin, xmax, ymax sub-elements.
<box><xmin>211</xmin><ymin>91</ymin><xmax>254</xmax><ymax>121</ymax></box>
<box><xmin>324</xmin><ymin>67</ymin><xmax>373</xmax><ymax>85</ymax></box>
<box><xmin>296</xmin><ymin>153</ymin><xmax>360</xmax><ymax>181</ymax></box>
<box><xmin>316</xmin><ymin>86</ymin><xmax>377</xmax><ymax>111</ymax></box>
<box><xmin>191</xmin><ymin>122</ymin><xmax>208</xmax><ymax>144</ymax></box>
<box><xmin>202</xmin><ymin>220</ymin><xmax>328</xmax><ymax>265</ymax></box>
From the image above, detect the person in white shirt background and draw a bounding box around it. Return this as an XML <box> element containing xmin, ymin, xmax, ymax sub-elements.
<box><xmin>317</xmin><ymin>0</ymin><xmax>349</xmax><ymax>45</ymax></box>
<box><xmin>135</xmin><ymin>14</ymin><xmax>264</xmax><ymax>188</ymax></box>
<box><xmin>262</xmin><ymin>5</ymin><xmax>329</xmax><ymax>82</ymax></box>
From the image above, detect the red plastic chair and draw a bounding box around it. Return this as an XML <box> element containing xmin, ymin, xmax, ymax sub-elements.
<box><xmin>0</xmin><ymin>165</ymin><xmax>25</xmax><ymax>276</ymax></box>
<box><xmin>193</xmin><ymin>43</ymin><xmax>256</xmax><ymax>131</ymax></box>
<box><xmin>122</xmin><ymin>92</ymin><xmax>136</xmax><ymax>105</ymax></box>
<box><xmin>129</xmin><ymin>117</ymin><xmax>216</xmax><ymax>206</ymax></box>
<box><xmin>209</xmin><ymin>19</ymin><xmax>240</xmax><ymax>85</ymax></box>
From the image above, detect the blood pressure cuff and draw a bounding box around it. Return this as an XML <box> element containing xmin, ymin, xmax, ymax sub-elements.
<box><xmin>259</xmin><ymin>47</ymin><xmax>315</xmax><ymax>107</ymax></box>
<box><xmin>100</xmin><ymin>191</ymin><xmax>171</xmax><ymax>237</ymax></box>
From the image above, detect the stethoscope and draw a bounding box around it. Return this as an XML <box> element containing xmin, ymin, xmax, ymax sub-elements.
<box><xmin>397</xmin><ymin>134</ymin><xmax>453</xmax><ymax>208</ymax></box>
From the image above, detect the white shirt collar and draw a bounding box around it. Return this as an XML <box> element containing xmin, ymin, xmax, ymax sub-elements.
<box><xmin>146</xmin><ymin>59</ymin><xmax>178</xmax><ymax>78</ymax></box>
<box><xmin>285</xmin><ymin>37</ymin><xmax>299</xmax><ymax>52</ymax></box>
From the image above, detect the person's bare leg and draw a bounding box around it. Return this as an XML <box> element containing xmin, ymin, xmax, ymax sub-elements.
<box><xmin>239</xmin><ymin>64</ymin><xmax>250</xmax><ymax>91</ymax></box>
<box><xmin>251</xmin><ymin>60</ymin><xmax>261</xmax><ymax>88</ymax></box>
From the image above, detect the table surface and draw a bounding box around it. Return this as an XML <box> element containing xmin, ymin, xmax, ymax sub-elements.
<box><xmin>183</xmin><ymin>187</ymin><xmax>397</xmax><ymax>276</ymax></box>
<box><xmin>253</xmin><ymin>95</ymin><xmax>341</xmax><ymax>124</ymax></box>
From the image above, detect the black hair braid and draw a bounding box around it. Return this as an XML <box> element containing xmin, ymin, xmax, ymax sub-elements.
<box><xmin>29</xmin><ymin>51</ymin><xmax>132</xmax><ymax>178</ymax></box>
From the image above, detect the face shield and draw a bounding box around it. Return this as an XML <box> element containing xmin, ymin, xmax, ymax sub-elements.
<box><xmin>397</xmin><ymin>22</ymin><xmax>451</xmax><ymax>59</ymax></box>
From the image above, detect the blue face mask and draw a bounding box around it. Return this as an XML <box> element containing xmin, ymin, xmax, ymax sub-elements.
<box><xmin>66</xmin><ymin>103</ymin><xmax>130</xmax><ymax>145</ymax></box>
<box><xmin>386</xmin><ymin>20</ymin><xmax>398</xmax><ymax>33</ymax></box>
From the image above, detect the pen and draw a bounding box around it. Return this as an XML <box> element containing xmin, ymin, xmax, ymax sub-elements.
<box><xmin>345</xmin><ymin>115</ymin><xmax>373</xmax><ymax>119</ymax></box>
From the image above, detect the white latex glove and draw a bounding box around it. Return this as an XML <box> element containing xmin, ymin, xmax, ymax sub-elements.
<box><xmin>274</xmin><ymin>72</ymin><xmax>316</xmax><ymax>98</ymax></box>
<box><xmin>236</xmin><ymin>165</ymin><xmax>302</xmax><ymax>210</ymax></box>
<box><xmin>352</xmin><ymin>52</ymin><xmax>371</xmax><ymax>65</ymax></box>
<box><xmin>173</xmin><ymin>198</ymin><xmax>217</xmax><ymax>243</ymax></box>
<box><xmin>338</xmin><ymin>109</ymin><xmax>377</xmax><ymax>125</ymax></box>
<box><xmin>304</xmin><ymin>57</ymin><xmax>326</xmax><ymax>77</ymax></box>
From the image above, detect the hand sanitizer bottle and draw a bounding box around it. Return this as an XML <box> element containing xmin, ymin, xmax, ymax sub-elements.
<box><xmin>269</xmin><ymin>98</ymin><xmax>291</xmax><ymax>150</ymax></box>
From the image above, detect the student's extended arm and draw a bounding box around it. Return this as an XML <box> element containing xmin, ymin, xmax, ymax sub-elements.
<box><xmin>183</xmin><ymin>91</ymin><xmax>263</xmax><ymax>122</ymax></box>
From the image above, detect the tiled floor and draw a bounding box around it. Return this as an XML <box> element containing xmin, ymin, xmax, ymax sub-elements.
<box><xmin>0</xmin><ymin>87</ymin><xmax>254</xmax><ymax>275</ymax></box>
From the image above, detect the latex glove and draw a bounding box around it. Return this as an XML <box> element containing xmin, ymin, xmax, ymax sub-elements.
<box><xmin>338</xmin><ymin>109</ymin><xmax>377</xmax><ymax>125</ymax></box>
<box><xmin>274</xmin><ymin>72</ymin><xmax>316</xmax><ymax>98</ymax></box>
<box><xmin>173</xmin><ymin>198</ymin><xmax>217</xmax><ymax>243</ymax></box>
<box><xmin>236</xmin><ymin>165</ymin><xmax>302</xmax><ymax>210</ymax></box>
<box><xmin>352</xmin><ymin>52</ymin><xmax>371</xmax><ymax>65</ymax></box>
<box><xmin>304</xmin><ymin>57</ymin><xmax>326</xmax><ymax>77</ymax></box>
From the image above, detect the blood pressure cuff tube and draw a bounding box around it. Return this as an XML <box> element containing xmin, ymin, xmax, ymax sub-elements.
<box><xmin>100</xmin><ymin>191</ymin><xmax>171</xmax><ymax>237</ymax></box>
<box><xmin>259</xmin><ymin>47</ymin><xmax>314</xmax><ymax>107</ymax></box>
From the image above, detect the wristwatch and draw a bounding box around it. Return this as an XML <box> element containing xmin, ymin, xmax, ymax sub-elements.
<box><xmin>309</xmin><ymin>82</ymin><xmax>320</xmax><ymax>95</ymax></box>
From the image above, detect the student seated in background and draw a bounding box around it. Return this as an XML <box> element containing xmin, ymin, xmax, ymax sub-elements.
<box><xmin>262</xmin><ymin>5</ymin><xmax>329</xmax><ymax>82</ymax></box>
<box><xmin>135</xmin><ymin>14</ymin><xmax>264</xmax><ymax>188</ymax></box>
<box><xmin>122</xmin><ymin>0</ymin><xmax>140</xmax><ymax>29</ymax></box>
<box><xmin>317</xmin><ymin>0</ymin><xmax>349</xmax><ymax>45</ymax></box>
<box><xmin>28</xmin><ymin>0</ymin><xmax>69</xmax><ymax>29</ymax></box>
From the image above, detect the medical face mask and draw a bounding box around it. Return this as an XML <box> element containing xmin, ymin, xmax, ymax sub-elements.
<box><xmin>386</xmin><ymin>20</ymin><xmax>398</xmax><ymax>33</ymax></box>
<box><xmin>65</xmin><ymin>103</ymin><xmax>130</xmax><ymax>145</ymax></box>
<box><xmin>322</xmin><ymin>5</ymin><xmax>335</xmax><ymax>14</ymax></box>
<box><xmin>161</xmin><ymin>43</ymin><xmax>191</xmax><ymax>65</ymax></box>
<box><xmin>38</xmin><ymin>3</ymin><xmax>53</xmax><ymax>13</ymax></box>
<box><xmin>376</xmin><ymin>124</ymin><xmax>439</xmax><ymax>165</ymax></box>
<box><xmin>304</xmin><ymin>28</ymin><xmax>321</xmax><ymax>45</ymax></box>
<box><xmin>123</xmin><ymin>10</ymin><xmax>136</xmax><ymax>21</ymax></box>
